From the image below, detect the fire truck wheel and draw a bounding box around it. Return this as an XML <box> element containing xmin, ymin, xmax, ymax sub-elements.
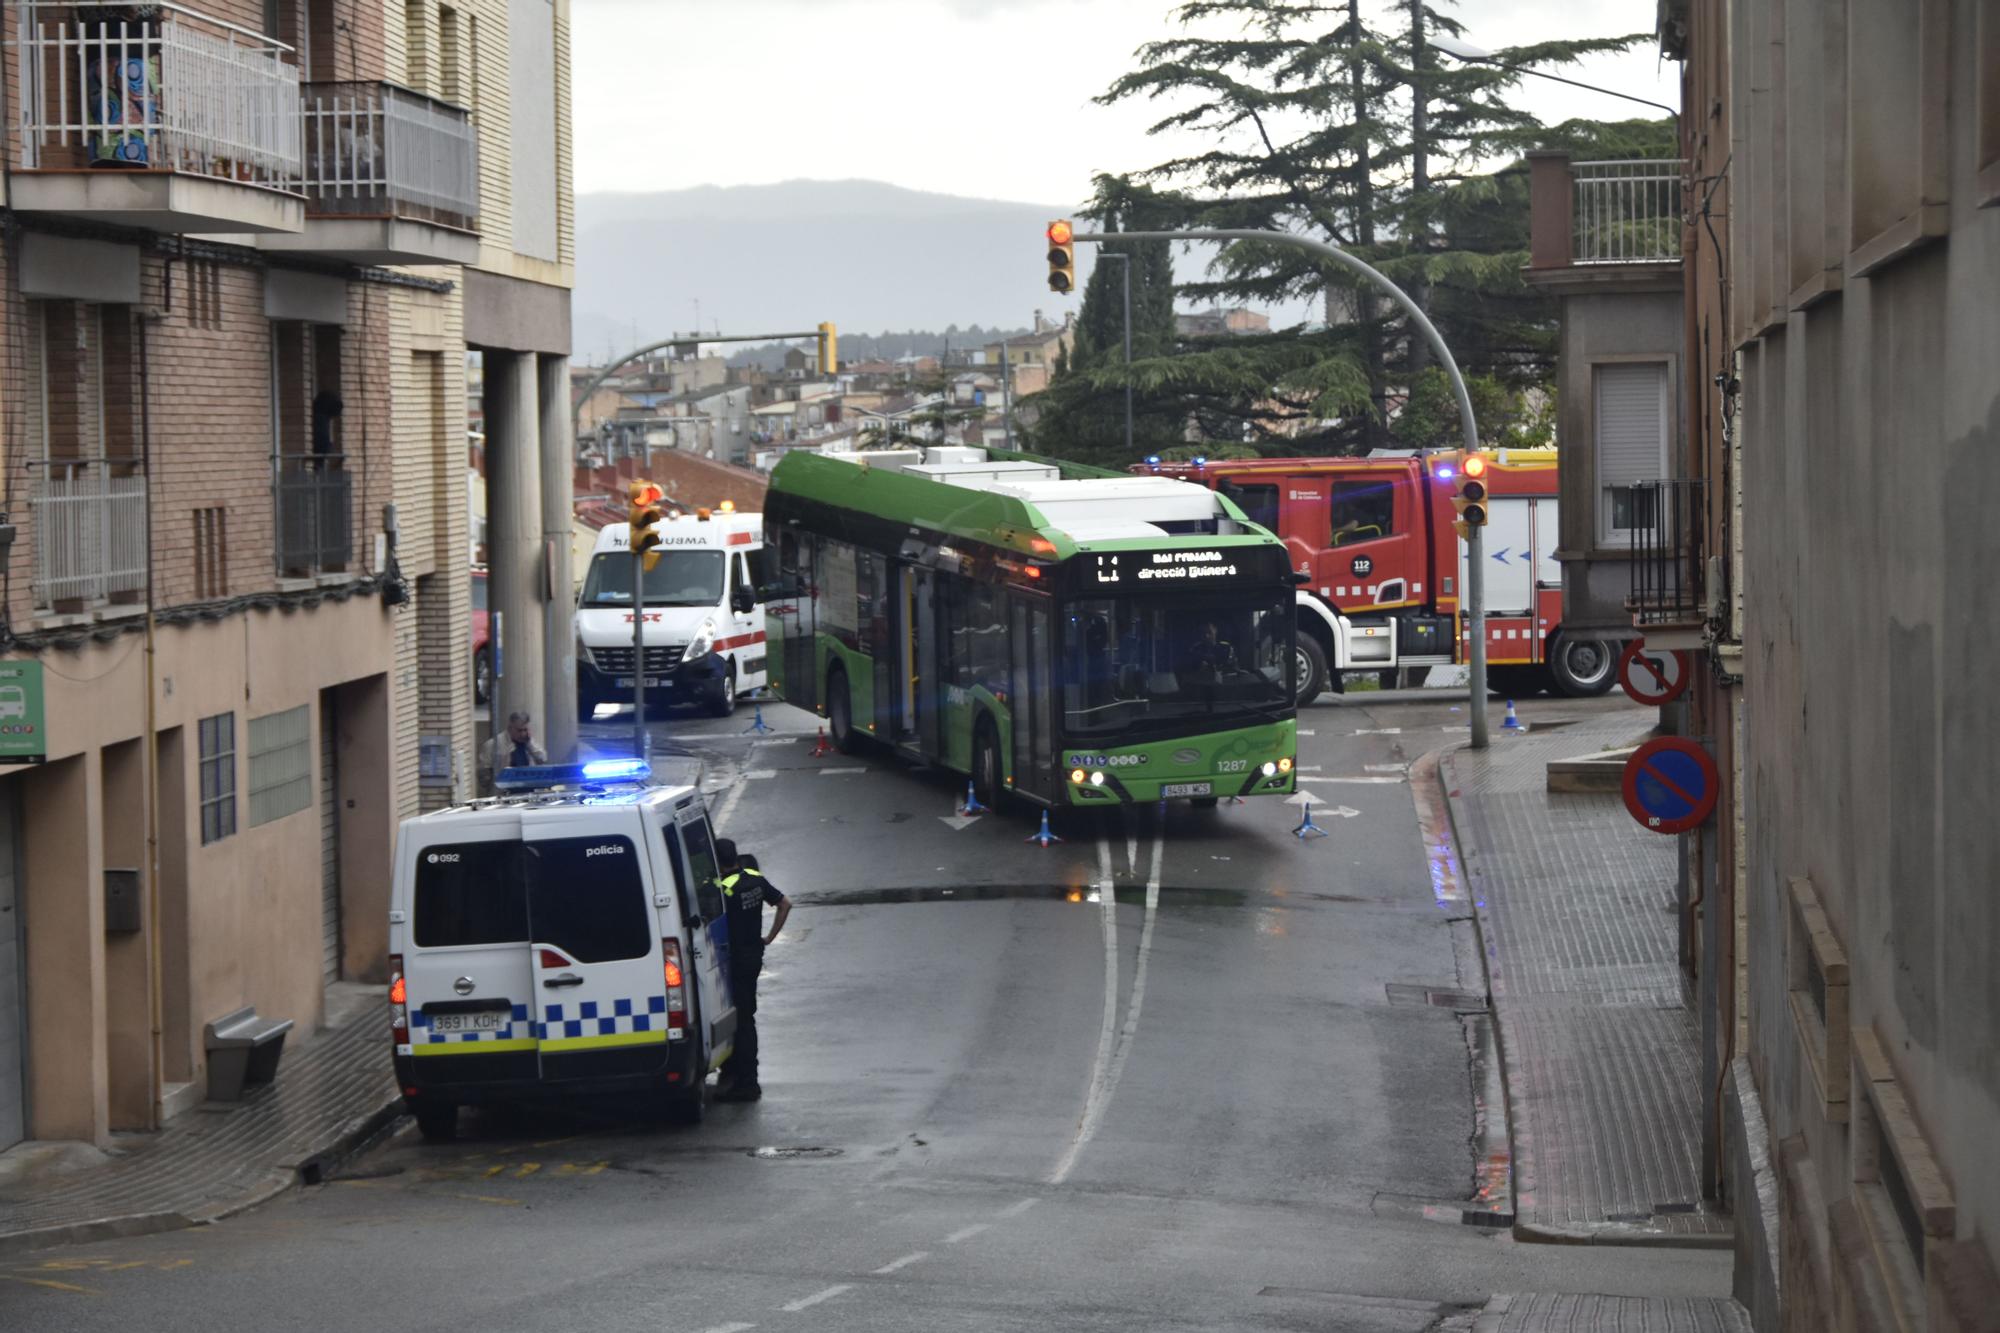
<box><xmin>1293</xmin><ymin>631</ymin><xmax>1329</xmax><ymax>705</ymax></box>
<box><xmin>1548</xmin><ymin>633</ymin><xmax>1618</xmax><ymax>697</ymax></box>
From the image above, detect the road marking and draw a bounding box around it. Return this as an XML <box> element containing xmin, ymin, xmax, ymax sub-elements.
<box><xmin>700</xmin><ymin>1323</ymin><xmax>758</xmax><ymax>1333</ymax></box>
<box><xmin>512</xmin><ymin>1162</ymin><xmax>541</xmax><ymax>1178</ymax></box>
<box><xmin>751</xmin><ymin>738</ymin><xmax>794</xmax><ymax>747</ymax></box>
<box><xmin>872</xmin><ymin>1252</ymin><xmax>929</xmax><ymax>1274</ymax></box>
<box><xmin>743</xmin><ymin>769</ymin><xmax>777</xmax><ymax>780</ymax></box>
<box><xmin>1355</xmin><ymin>727</ymin><xmax>1402</xmax><ymax>734</ymax></box>
<box><xmin>995</xmin><ymin>1198</ymin><xmax>1040</xmax><ymax>1219</ymax></box>
<box><xmin>1295</xmin><ymin>764</ymin><xmax>1323</xmax><ymax>772</ymax></box>
<box><xmin>1052</xmin><ymin>837</ymin><xmax>1121</xmax><ymax>1186</ymax></box>
<box><xmin>1441</xmin><ymin>725</ymin><xmax>1471</xmax><ymax>733</ymax></box>
<box><xmin>1365</xmin><ymin>763</ymin><xmax>1409</xmax><ymax>773</ymax></box>
<box><xmin>944</xmin><ymin>1224</ymin><xmax>990</xmax><ymax>1244</ymax></box>
<box><xmin>1296</xmin><ymin>774</ymin><xmax>1403</xmax><ymax>784</ymax></box>
<box><xmin>819</xmin><ymin>766</ymin><xmax>867</xmax><ymax>776</ymax></box>
<box><xmin>779</xmin><ymin>1284</ymin><xmax>852</xmax><ymax>1312</ymax></box>
<box><xmin>0</xmin><ymin>1274</ymin><xmax>94</xmax><ymax>1294</ymax></box>
<box><xmin>712</xmin><ymin>771</ymin><xmax>752</xmax><ymax>833</ymax></box>
<box><xmin>1052</xmin><ymin>817</ymin><xmax>1162</xmax><ymax>1185</ymax></box>
<box><xmin>1297</xmin><ymin>728</ymin><xmax>1315</xmax><ymax>735</ymax></box>
<box><xmin>939</xmin><ymin>814</ymin><xmax>980</xmax><ymax>831</ymax></box>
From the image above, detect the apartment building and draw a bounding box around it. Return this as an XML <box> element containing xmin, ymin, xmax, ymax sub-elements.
<box><xmin>1656</xmin><ymin>2</ymin><xmax>2000</xmax><ymax>1328</ymax></box>
<box><xmin>0</xmin><ymin>0</ymin><xmax>571</xmax><ymax>1152</ymax></box>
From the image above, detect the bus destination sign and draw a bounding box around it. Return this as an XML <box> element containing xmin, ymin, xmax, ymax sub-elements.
<box><xmin>1091</xmin><ymin>550</ymin><xmax>1242</xmax><ymax>586</ymax></box>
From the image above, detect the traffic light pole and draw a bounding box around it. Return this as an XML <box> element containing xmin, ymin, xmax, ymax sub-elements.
<box><xmin>1094</xmin><ymin>252</ymin><xmax>1135</xmax><ymax>457</ymax></box>
<box><xmin>1072</xmin><ymin>228</ymin><xmax>1488</xmax><ymax>748</ymax></box>
<box><xmin>632</xmin><ymin>546</ymin><xmax>648</xmax><ymax>764</ymax></box>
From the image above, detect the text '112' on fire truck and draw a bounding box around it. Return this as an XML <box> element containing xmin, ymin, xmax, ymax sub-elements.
<box><xmin>1140</xmin><ymin>449</ymin><xmax>1621</xmax><ymax>704</ymax></box>
<box><xmin>573</xmin><ymin>506</ymin><xmax>771</xmax><ymax>719</ymax></box>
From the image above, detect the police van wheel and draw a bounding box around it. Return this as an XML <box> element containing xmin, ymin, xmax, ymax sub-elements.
<box><xmin>412</xmin><ymin>1100</ymin><xmax>458</xmax><ymax>1142</ymax></box>
<box><xmin>664</xmin><ymin>1083</ymin><xmax>705</xmax><ymax>1126</ymax></box>
<box><xmin>707</xmin><ymin>662</ymin><xmax>738</xmax><ymax>718</ymax></box>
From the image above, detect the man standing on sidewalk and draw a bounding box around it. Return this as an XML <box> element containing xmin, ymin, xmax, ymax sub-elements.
<box><xmin>714</xmin><ymin>839</ymin><xmax>790</xmax><ymax>1103</ymax></box>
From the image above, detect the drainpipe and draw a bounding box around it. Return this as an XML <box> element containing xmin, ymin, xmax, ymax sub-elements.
<box><xmin>139</xmin><ymin>303</ymin><xmax>163</xmax><ymax>1130</ymax></box>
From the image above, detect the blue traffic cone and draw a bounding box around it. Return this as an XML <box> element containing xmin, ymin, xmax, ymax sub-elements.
<box><xmin>1025</xmin><ymin>809</ymin><xmax>1062</xmax><ymax>846</ymax></box>
<box><xmin>1293</xmin><ymin>796</ymin><xmax>1328</xmax><ymax>840</ymax></box>
<box><xmin>959</xmin><ymin>778</ymin><xmax>988</xmax><ymax>816</ymax></box>
<box><xmin>1502</xmin><ymin>699</ymin><xmax>1522</xmax><ymax>732</ymax></box>
<box><xmin>743</xmin><ymin>692</ymin><xmax>773</xmax><ymax>734</ymax></box>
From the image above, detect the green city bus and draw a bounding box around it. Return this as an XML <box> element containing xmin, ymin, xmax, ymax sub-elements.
<box><xmin>763</xmin><ymin>444</ymin><xmax>1299</xmax><ymax>809</ymax></box>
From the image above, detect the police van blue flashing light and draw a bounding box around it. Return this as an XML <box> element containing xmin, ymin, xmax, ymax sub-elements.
<box><xmin>495</xmin><ymin>759</ymin><xmax>652</xmax><ymax>790</ymax></box>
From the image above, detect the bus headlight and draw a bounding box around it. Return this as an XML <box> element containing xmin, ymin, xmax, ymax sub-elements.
<box><xmin>1261</xmin><ymin>761</ymin><xmax>1277</xmax><ymax>777</ymax></box>
<box><xmin>1090</xmin><ymin>771</ymin><xmax>1106</xmax><ymax>787</ymax></box>
<box><xmin>684</xmin><ymin>620</ymin><xmax>716</xmax><ymax>663</ymax></box>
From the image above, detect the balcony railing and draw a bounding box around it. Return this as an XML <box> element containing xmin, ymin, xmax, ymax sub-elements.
<box><xmin>16</xmin><ymin>2</ymin><xmax>301</xmax><ymax>187</ymax></box>
<box><xmin>30</xmin><ymin>458</ymin><xmax>147</xmax><ymax>609</ymax></box>
<box><xmin>1572</xmin><ymin>160</ymin><xmax>1683</xmax><ymax>264</ymax></box>
<box><xmin>300</xmin><ymin>81</ymin><xmax>478</xmax><ymax>230</ymax></box>
<box><xmin>275</xmin><ymin>457</ymin><xmax>352</xmax><ymax>577</ymax></box>
<box><xmin>1626</xmin><ymin>478</ymin><xmax>1707</xmax><ymax>629</ymax></box>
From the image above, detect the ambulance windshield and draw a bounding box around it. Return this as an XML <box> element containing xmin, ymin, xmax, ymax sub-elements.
<box><xmin>581</xmin><ymin>550</ymin><xmax>726</xmax><ymax>608</ymax></box>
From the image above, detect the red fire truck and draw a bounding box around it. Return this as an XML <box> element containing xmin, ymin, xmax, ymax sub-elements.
<box><xmin>1141</xmin><ymin>450</ymin><xmax>1619</xmax><ymax>704</ymax></box>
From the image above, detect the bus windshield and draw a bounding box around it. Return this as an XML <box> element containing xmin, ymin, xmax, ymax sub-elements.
<box><xmin>580</xmin><ymin>551</ymin><xmax>725</xmax><ymax>608</ymax></box>
<box><xmin>1060</xmin><ymin>594</ymin><xmax>1292</xmax><ymax>736</ymax></box>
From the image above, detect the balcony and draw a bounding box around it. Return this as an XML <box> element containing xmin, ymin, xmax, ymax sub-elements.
<box><xmin>275</xmin><ymin>458</ymin><xmax>353</xmax><ymax>579</ymax></box>
<box><xmin>30</xmin><ymin>459</ymin><xmax>147</xmax><ymax>613</ymax></box>
<box><xmin>259</xmin><ymin>81</ymin><xmax>480</xmax><ymax>265</ymax></box>
<box><xmin>13</xmin><ymin>2</ymin><xmax>304</xmax><ymax>233</ymax></box>
<box><xmin>1526</xmin><ymin>152</ymin><xmax>1685</xmax><ymax>289</ymax></box>
<box><xmin>1625</xmin><ymin>478</ymin><xmax>1708</xmax><ymax>645</ymax></box>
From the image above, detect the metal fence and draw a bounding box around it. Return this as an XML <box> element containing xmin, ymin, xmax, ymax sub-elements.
<box><xmin>300</xmin><ymin>80</ymin><xmax>478</xmax><ymax>229</ymax></box>
<box><xmin>275</xmin><ymin>459</ymin><xmax>353</xmax><ymax>577</ymax></box>
<box><xmin>31</xmin><ymin>460</ymin><xmax>147</xmax><ymax>608</ymax></box>
<box><xmin>1572</xmin><ymin>159</ymin><xmax>1684</xmax><ymax>264</ymax></box>
<box><xmin>1627</xmin><ymin>478</ymin><xmax>1707</xmax><ymax>628</ymax></box>
<box><xmin>16</xmin><ymin>2</ymin><xmax>302</xmax><ymax>186</ymax></box>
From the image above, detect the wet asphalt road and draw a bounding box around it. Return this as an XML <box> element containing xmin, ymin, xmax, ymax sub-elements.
<box><xmin>0</xmin><ymin>689</ymin><xmax>1727</xmax><ymax>1331</ymax></box>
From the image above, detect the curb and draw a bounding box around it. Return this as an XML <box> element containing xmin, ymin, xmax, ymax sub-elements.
<box><xmin>0</xmin><ymin>1088</ymin><xmax>404</xmax><ymax>1259</ymax></box>
<box><xmin>1512</xmin><ymin>1221</ymin><xmax>1736</xmax><ymax>1250</ymax></box>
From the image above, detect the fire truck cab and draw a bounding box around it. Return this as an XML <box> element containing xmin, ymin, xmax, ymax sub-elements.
<box><xmin>1144</xmin><ymin>451</ymin><xmax>1620</xmax><ymax>703</ymax></box>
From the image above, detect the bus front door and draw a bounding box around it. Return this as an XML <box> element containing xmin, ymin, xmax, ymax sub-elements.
<box><xmin>914</xmin><ymin>568</ymin><xmax>939</xmax><ymax>756</ymax></box>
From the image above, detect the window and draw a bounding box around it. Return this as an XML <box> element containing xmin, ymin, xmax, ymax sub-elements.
<box><xmin>1329</xmin><ymin>480</ymin><xmax>1396</xmax><ymax>546</ymax></box>
<box><xmin>1221</xmin><ymin>482</ymin><xmax>1278</xmax><ymax>534</ymax></box>
<box><xmin>405</xmin><ymin>0</ymin><xmax>430</xmax><ymax>90</ymax></box>
<box><xmin>1787</xmin><ymin>876</ymin><xmax>1850</xmax><ymax>1123</ymax></box>
<box><xmin>194</xmin><ymin>507</ymin><xmax>227</xmax><ymax>600</ymax></box>
<box><xmin>525</xmin><ymin>836</ymin><xmax>652</xmax><ymax>963</ymax></box>
<box><xmin>249</xmin><ymin>705</ymin><xmax>312</xmax><ymax>827</ymax></box>
<box><xmin>199</xmin><ymin>713</ymin><xmax>237</xmax><ymax>845</ymax></box>
<box><xmin>1844</xmin><ymin>0</ymin><xmax>1949</xmax><ymax>273</ymax></box>
<box><xmin>680</xmin><ymin>818</ymin><xmax>725</xmax><ymax>920</ymax></box>
<box><xmin>579</xmin><ymin>550</ymin><xmax>723</xmax><ymax>608</ymax></box>
<box><xmin>1592</xmin><ymin>362</ymin><xmax>1669</xmax><ymax>545</ymax></box>
<box><xmin>413</xmin><ymin>841</ymin><xmax>529</xmax><ymax>947</ymax></box>
<box><xmin>1061</xmin><ymin>595</ymin><xmax>1292</xmax><ymax>736</ymax></box>
<box><xmin>1851</xmin><ymin>1028</ymin><xmax>1955</xmax><ymax>1324</ymax></box>
<box><xmin>438</xmin><ymin>5</ymin><xmax>464</xmax><ymax>104</ymax></box>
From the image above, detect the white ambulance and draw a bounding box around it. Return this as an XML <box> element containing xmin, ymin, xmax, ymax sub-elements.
<box><xmin>389</xmin><ymin>759</ymin><xmax>741</xmax><ymax>1137</ymax></box>
<box><xmin>574</xmin><ymin>507</ymin><xmax>769</xmax><ymax>718</ymax></box>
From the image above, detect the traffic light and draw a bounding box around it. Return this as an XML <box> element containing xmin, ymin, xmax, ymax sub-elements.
<box><xmin>1046</xmin><ymin>219</ymin><xmax>1076</xmax><ymax>294</ymax></box>
<box><xmin>817</xmin><ymin>321</ymin><xmax>838</xmax><ymax>376</ymax></box>
<box><xmin>1451</xmin><ymin>453</ymin><xmax>1490</xmax><ymax>540</ymax></box>
<box><xmin>627</xmin><ymin>479</ymin><xmax>666</xmax><ymax>571</ymax></box>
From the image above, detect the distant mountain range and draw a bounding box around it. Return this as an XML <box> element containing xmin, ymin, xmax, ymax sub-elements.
<box><xmin>573</xmin><ymin>180</ymin><xmax>1095</xmax><ymax>365</ymax></box>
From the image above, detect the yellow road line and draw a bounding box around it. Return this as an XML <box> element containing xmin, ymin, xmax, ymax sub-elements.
<box><xmin>0</xmin><ymin>1274</ymin><xmax>93</xmax><ymax>1294</ymax></box>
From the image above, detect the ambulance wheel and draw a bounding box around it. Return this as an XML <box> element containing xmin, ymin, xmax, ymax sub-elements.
<box><xmin>412</xmin><ymin>1100</ymin><xmax>458</xmax><ymax>1142</ymax></box>
<box><xmin>972</xmin><ymin>719</ymin><xmax>1004</xmax><ymax>810</ymax></box>
<box><xmin>707</xmin><ymin>662</ymin><xmax>738</xmax><ymax>718</ymax></box>
<box><xmin>1293</xmin><ymin>631</ymin><xmax>1329</xmax><ymax>706</ymax></box>
<box><xmin>1548</xmin><ymin>633</ymin><xmax>1618</xmax><ymax>697</ymax></box>
<box><xmin>827</xmin><ymin>665</ymin><xmax>863</xmax><ymax>753</ymax></box>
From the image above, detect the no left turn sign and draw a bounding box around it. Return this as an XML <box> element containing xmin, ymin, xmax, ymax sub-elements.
<box><xmin>1618</xmin><ymin>639</ymin><xmax>1692</xmax><ymax>706</ymax></box>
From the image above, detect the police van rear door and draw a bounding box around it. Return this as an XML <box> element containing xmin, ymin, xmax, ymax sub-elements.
<box><xmin>669</xmin><ymin>802</ymin><xmax>737</xmax><ymax>1060</ymax></box>
<box><xmin>401</xmin><ymin>816</ymin><xmax>539</xmax><ymax>1085</ymax></box>
<box><xmin>519</xmin><ymin>807</ymin><xmax>671</xmax><ymax>1083</ymax></box>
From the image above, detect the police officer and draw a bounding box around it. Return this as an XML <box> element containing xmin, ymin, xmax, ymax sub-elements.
<box><xmin>714</xmin><ymin>839</ymin><xmax>790</xmax><ymax>1102</ymax></box>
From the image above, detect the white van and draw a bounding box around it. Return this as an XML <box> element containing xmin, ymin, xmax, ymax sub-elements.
<box><xmin>574</xmin><ymin>508</ymin><xmax>769</xmax><ymax>718</ymax></box>
<box><xmin>389</xmin><ymin>761</ymin><xmax>739</xmax><ymax>1138</ymax></box>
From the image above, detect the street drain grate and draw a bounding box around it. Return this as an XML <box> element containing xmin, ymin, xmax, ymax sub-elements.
<box><xmin>749</xmin><ymin>1146</ymin><xmax>843</xmax><ymax>1160</ymax></box>
<box><xmin>1384</xmin><ymin>982</ymin><xmax>1489</xmax><ymax>1011</ymax></box>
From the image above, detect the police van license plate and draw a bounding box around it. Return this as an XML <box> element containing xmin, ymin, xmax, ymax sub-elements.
<box><xmin>1163</xmin><ymin>782</ymin><xmax>1213</xmax><ymax>798</ymax></box>
<box><xmin>428</xmin><ymin>1011</ymin><xmax>507</xmax><ymax>1034</ymax></box>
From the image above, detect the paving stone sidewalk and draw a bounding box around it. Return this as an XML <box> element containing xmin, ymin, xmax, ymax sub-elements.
<box><xmin>1458</xmin><ymin>1292</ymin><xmax>1752</xmax><ymax>1331</ymax></box>
<box><xmin>1442</xmin><ymin>714</ymin><xmax>1732</xmax><ymax>1245</ymax></box>
<box><xmin>0</xmin><ymin>983</ymin><xmax>399</xmax><ymax>1255</ymax></box>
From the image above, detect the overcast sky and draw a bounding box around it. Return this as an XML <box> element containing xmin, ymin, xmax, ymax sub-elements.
<box><xmin>572</xmin><ymin>0</ymin><xmax>1679</xmax><ymax>207</ymax></box>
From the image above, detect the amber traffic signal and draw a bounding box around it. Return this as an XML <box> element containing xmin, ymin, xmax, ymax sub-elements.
<box><xmin>1046</xmin><ymin>219</ymin><xmax>1076</xmax><ymax>294</ymax></box>
<box><xmin>1451</xmin><ymin>452</ymin><xmax>1490</xmax><ymax>539</ymax></box>
<box><xmin>817</xmin><ymin>321</ymin><xmax>838</xmax><ymax>375</ymax></box>
<box><xmin>627</xmin><ymin>479</ymin><xmax>666</xmax><ymax>571</ymax></box>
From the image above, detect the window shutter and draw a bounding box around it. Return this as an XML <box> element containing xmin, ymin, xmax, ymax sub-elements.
<box><xmin>1593</xmin><ymin>363</ymin><xmax>1667</xmax><ymax>541</ymax></box>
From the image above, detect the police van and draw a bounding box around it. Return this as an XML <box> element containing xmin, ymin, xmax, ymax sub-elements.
<box><xmin>389</xmin><ymin>760</ymin><xmax>739</xmax><ymax>1138</ymax></box>
<box><xmin>574</xmin><ymin>506</ymin><xmax>769</xmax><ymax>718</ymax></box>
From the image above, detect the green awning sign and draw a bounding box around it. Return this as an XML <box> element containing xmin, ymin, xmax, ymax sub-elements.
<box><xmin>0</xmin><ymin>660</ymin><xmax>46</xmax><ymax>764</ymax></box>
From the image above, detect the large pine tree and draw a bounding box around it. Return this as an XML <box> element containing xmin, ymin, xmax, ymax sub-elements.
<box><xmin>1077</xmin><ymin>0</ymin><xmax>1646</xmax><ymax>457</ymax></box>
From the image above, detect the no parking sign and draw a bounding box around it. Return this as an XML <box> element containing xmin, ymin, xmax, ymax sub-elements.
<box><xmin>1621</xmin><ymin>737</ymin><xmax>1718</xmax><ymax>835</ymax></box>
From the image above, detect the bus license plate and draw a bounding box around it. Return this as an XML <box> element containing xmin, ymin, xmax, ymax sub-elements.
<box><xmin>428</xmin><ymin>1011</ymin><xmax>507</xmax><ymax>1034</ymax></box>
<box><xmin>1163</xmin><ymin>782</ymin><xmax>1212</xmax><ymax>798</ymax></box>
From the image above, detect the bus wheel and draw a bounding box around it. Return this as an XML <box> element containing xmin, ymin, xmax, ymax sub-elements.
<box><xmin>1293</xmin><ymin>631</ymin><xmax>1329</xmax><ymax>706</ymax></box>
<box><xmin>1548</xmin><ymin>633</ymin><xmax>1618</xmax><ymax>697</ymax></box>
<box><xmin>827</xmin><ymin>665</ymin><xmax>861</xmax><ymax>753</ymax></box>
<box><xmin>707</xmin><ymin>662</ymin><xmax>738</xmax><ymax>718</ymax></box>
<box><xmin>973</xmin><ymin>719</ymin><xmax>1003</xmax><ymax>811</ymax></box>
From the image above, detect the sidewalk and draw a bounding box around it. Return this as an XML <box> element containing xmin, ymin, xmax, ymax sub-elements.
<box><xmin>0</xmin><ymin>982</ymin><xmax>400</xmax><ymax>1256</ymax></box>
<box><xmin>1457</xmin><ymin>1292</ymin><xmax>1751</xmax><ymax>1331</ymax></box>
<box><xmin>1438</xmin><ymin>712</ymin><xmax>1732</xmax><ymax>1246</ymax></box>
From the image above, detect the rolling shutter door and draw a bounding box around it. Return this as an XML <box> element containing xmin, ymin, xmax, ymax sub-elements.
<box><xmin>320</xmin><ymin>695</ymin><xmax>341</xmax><ymax>985</ymax></box>
<box><xmin>1593</xmin><ymin>362</ymin><xmax>1667</xmax><ymax>544</ymax></box>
